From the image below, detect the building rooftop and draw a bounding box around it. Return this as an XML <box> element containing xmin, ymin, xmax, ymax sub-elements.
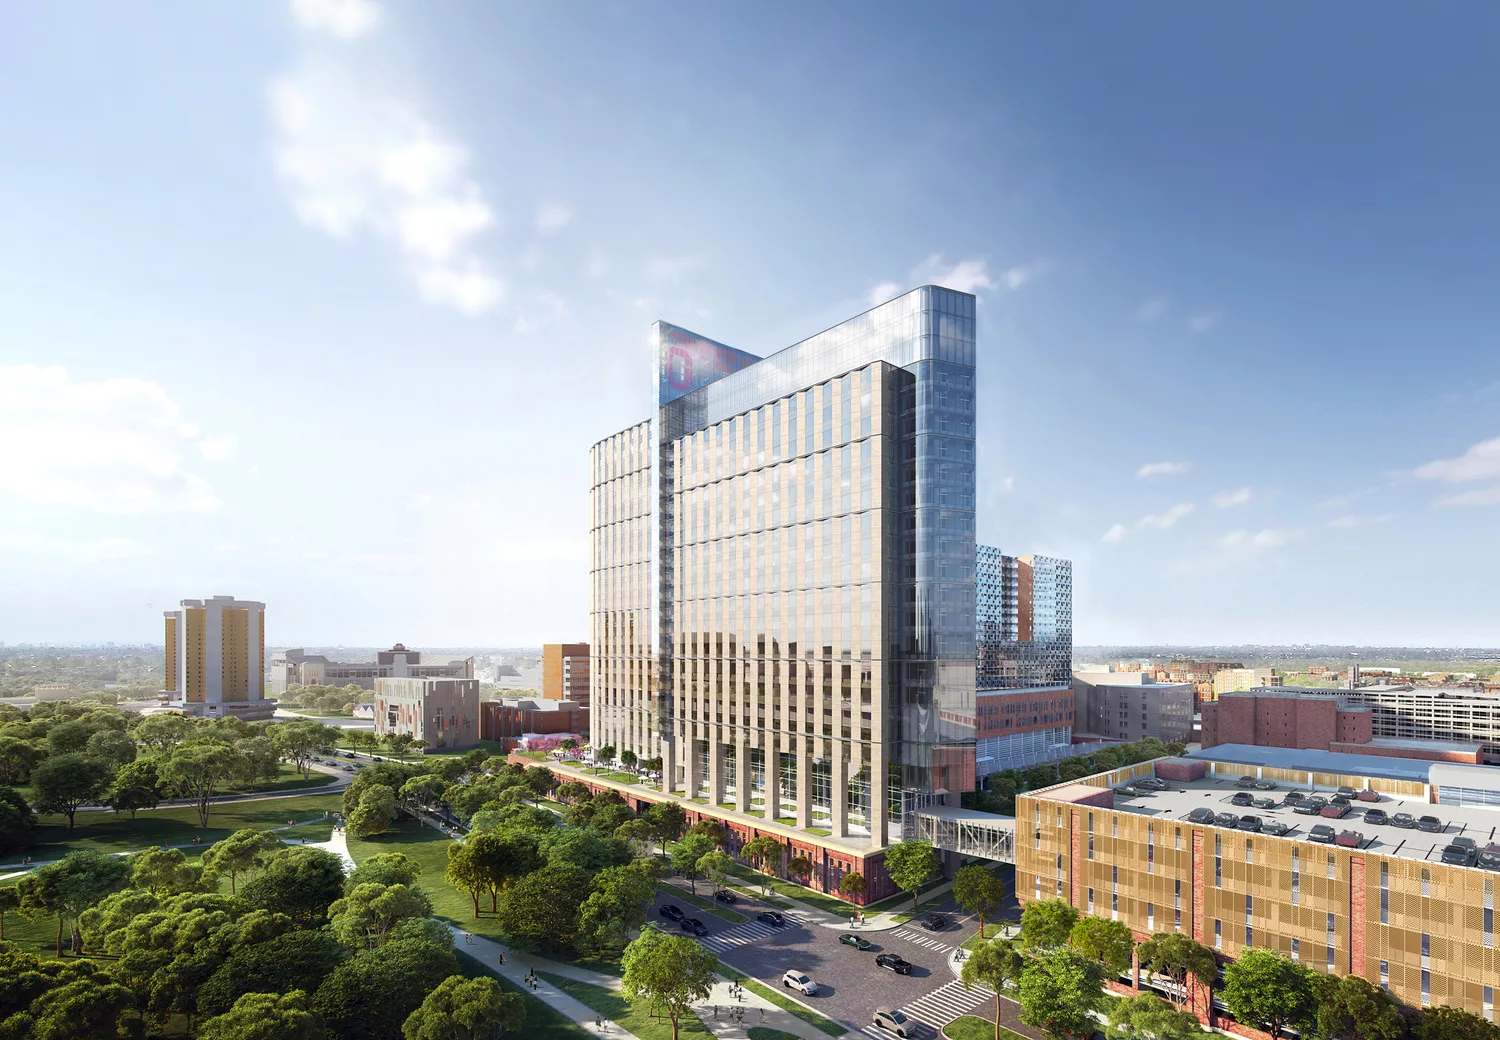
<box><xmin>1090</xmin><ymin>767</ymin><xmax>1500</xmax><ymax>867</ymax></box>
<box><xmin>1185</xmin><ymin>743</ymin><xmax>1440</xmax><ymax>782</ymax></box>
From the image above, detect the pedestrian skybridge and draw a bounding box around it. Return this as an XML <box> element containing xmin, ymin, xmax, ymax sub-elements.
<box><xmin>904</xmin><ymin>805</ymin><xmax>1015</xmax><ymax>862</ymax></box>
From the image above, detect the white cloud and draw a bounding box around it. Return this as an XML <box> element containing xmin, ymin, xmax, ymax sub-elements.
<box><xmin>514</xmin><ymin>290</ymin><xmax>567</xmax><ymax>334</ymax></box>
<box><xmin>1211</xmin><ymin>487</ymin><xmax>1252</xmax><ymax>509</ymax></box>
<box><xmin>0</xmin><ymin>531</ymin><xmax>152</xmax><ymax>563</ymax></box>
<box><xmin>1001</xmin><ymin>476</ymin><xmax>1016</xmax><ymax>493</ymax></box>
<box><xmin>1219</xmin><ymin>527</ymin><xmax>1297</xmax><ymax>551</ymax></box>
<box><xmin>198</xmin><ymin>434</ymin><xmax>238</xmax><ymax>462</ymax></box>
<box><xmin>290</xmin><ymin>0</ymin><xmax>380</xmax><ymax>39</ymax></box>
<box><xmin>1187</xmin><ymin>311</ymin><xmax>1221</xmax><ymax>333</ymax></box>
<box><xmin>1002</xmin><ymin>261</ymin><xmax>1047</xmax><ymax>290</ymax></box>
<box><xmin>1101</xmin><ymin>523</ymin><xmax>1128</xmax><ymax>544</ymax></box>
<box><xmin>1136</xmin><ymin>461</ymin><xmax>1190</xmax><ymax>479</ymax></box>
<box><xmin>269</xmin><ymin>6</ymin><xmax>503</xmax><ymax>315</ymax></box>
<box><xmin>935</xmin><ymin>259</ymin><xmax>993</xmax><ymax>294</ymax></box>
<box><xmin>585</xmin><ymin>250</ymin><xmax>608</xmax><ymax>279</ymax></box>
<box><xmin>0</xmin><ymin>365</ymin><xmax>224</xmax><ymax>514</ymax></box>
<box><xmin>1414</xmin><ymin>437</ymin><xmax>1500</xmax><ymax>483</ymax></box>
<box><xmin>1139</xmin><ymin>502</ymin><xmax>1195</xmax><ymax>529</ymax></box>
<box><xmin>1434</xmin><ymin>486</ymin><xmax>1500</xmax><ymax>508</ymax></box>
<box><xmin>1137</xmin><ymin>297</ymin><xmax>1167</xmax><ymax>321</ymax></box>
<box><xmin>535</xmin><ymin>204</ymin><xmax>573</xmax><ymax>233</ymax></box>
<box><xmin>1327</xmin><ymin>514</ymin><xmax>1395</xmax><ymax>529</ymax></box>
<box><xmin>868</xmin><ymin>281</ymin><xmax>902</xmax><ymax>308</ymax></box>
<box><xmin>415</xmin><ymin>261</ymin><xmax>503</xmax><ymax>315</ymax></box>
<box><xmin>214</xmin><ymin>540</ymin><xmax>240</xmax><ymax>553</ymax></box>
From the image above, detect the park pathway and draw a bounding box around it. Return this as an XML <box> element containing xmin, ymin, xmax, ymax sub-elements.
<box><xmin>445</xmin><ymin>925</ymin><xmax>850</xmax><ymax>1040</ymax></box>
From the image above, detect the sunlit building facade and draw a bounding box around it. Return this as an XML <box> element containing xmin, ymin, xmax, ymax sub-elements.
<box><xmin>591</xmin><ymin>286</ymin><xmax>977</xmax><ymax>849</ymax></box>
<box><xmin>162</xmin><ymin>594</ymin><xmax>271</xmax><ymax>720</ymax></box>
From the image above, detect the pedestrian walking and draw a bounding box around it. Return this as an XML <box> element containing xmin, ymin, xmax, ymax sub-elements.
<box><xmin>498</xmin><ymin>951</ymin><xmax>506</xmax><ymax>965</ymax></box>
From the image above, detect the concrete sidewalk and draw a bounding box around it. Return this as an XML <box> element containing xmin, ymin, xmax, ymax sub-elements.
<box><xmin>446</xmin><ymin>927</ymin><xmax>639</xmax><ymax>1040</ymax></box>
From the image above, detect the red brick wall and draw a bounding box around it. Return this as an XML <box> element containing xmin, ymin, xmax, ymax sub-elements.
<box><xmin>975</xmin><ymin>688</ymin><xmax>1074</xmax><ymax>737</ymax></box>
<box><xmin>1330</xmin><ymin>741</ymin><xmax>1481</xmax><ymax>764</ymax></box>
<box><xmin>1336</xmin><ymin>708</ymin><xmax>1373</xmax><ymax>744</ymax></box>
<box><xmin>1155</xmin><ymin>759</ymin><xmax>1206</xmax><ymax>782</ymax></box>
<box><xmin>1200</xmin><ymin>702</ymin><xmax>1220</xmax><ymax>747</ymax></box>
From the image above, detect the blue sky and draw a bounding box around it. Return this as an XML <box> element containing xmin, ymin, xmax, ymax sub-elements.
<box><xmin>2</xmin><ymin>1</ymin><xmax>1498</xmax><ymax>647</ymax></box>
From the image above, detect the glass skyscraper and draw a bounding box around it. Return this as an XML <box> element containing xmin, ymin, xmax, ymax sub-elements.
<box><xmin>590</xmin><ymin>286</ymin><xmax>976</xmax><ymax>849</ymax></box>
<box><xmin>976</xmin><ymin>547</ymin><xmax>1073</xmax><ymax>690</ymax></box>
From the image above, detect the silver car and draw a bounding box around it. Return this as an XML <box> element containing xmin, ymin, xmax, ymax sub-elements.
<box><xmin>874</xmin><ymin>1008</ymin><xmax>911</xmax><ymax>1038</ymax></box>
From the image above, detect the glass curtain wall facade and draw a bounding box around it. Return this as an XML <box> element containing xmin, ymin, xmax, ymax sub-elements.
<box><xmin>976</xmin><ymin>548</ymin><xmax>1073</xmax><ymax>690</ymax></box>
<box><xmin>589</xmin><ymin>286</ymin><xmax>977</xmax><ymax>850</ymax></box>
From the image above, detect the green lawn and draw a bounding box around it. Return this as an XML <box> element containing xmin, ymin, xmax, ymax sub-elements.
<box><xmin>717</xmin><ymin>877</ymin><xmax>793</xmax><ymax>910</ymax></box>
<box><xmin>455</xmin><ymin>951</ymin><xmax>592</xmax><ymax>1040</ymax></box>
<box><xmin>9</xmin><ymin>792</ymin><xmax>344</xmax><ymax>867</ymax></box>
<box><xmin>716</xmin><ymin>964</ymin><xmax>844</xmax><ymax>1038</ymax></box>
<box><xmin>536</xmin><ymin>971</ymin><xmax>712</xmax><ymax>1040</ymax></box>
<box><xmin>601</xmin><ymin>772</ymin><xmax>641</xmax><ymax>785</ymax></box>
<box><xmin>892</xmin><ymin>890</ymin><xmax>955</xmax><ymax>923</ymax></box>
<box><xmin>944</xmin><ymin>1015</ymin><xmax>1031</xmax><ymax>1040</ymax></box>
<box><xmin>659</xmin><ymin>885</ymin><xmax>748</xmax><ymax>924</ymax></box>
<box><xmin>962</xmin><ymin>922</ymin><xmax>1012</xmax><ymax>951</ymax></box>
<box><xmin>724</xmin><ymin>862</ymin><xmax>855</xmax><ymax>918</ymax></box>
<box><xmin>222</xmin><ymin>761</ymin><xmax>337</xmax><ymax>794</ymax></box>
<box><xmin>415</xmin><ymin>739</ymin><xmax>513</xmax><ymax>759</ymax></box>
<box><xmin>748</xmin><ymin>1030</ymin><xmax>804</xmax><ymax>1040</ymax></box>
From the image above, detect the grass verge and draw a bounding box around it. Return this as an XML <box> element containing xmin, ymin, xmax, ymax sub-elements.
<box><xmin>602</xmin><ymin>772</ymin><xmax>642</xmax><ymax>785</ymax></box>
<box><xmin>891</xmin><ymin>890</ymin><xmax>956</xmax><ymax>923</ymax></box>
<box><xmin>961</xmin><ymin>922</ymin><xmax>1014</xmax><ymax>951</ymax></box>
<box><xmin>716</xmin><ymin>964</ymin><xmax>845</xmax><ymax>1038</ymax></box>
<box><xmin>724</xmin><ymin>863</ymin><xmax>856</xmax><ymax>918</ymax></box>
<box><xmin>658</xmin><ymin>885</ymin><xmax>748</xmax><ymax>924</ymax></box>
<box><xmin>748</xmin><ymin>1030</ymin><xmax>804</xmax><ymax>1040</ymax></box>
<box><xmin>455</xmin><ymin>951</ymin><xmax>592</xmax><ymax>1040</ymax></box>
<box><xmin>944</xmin><ymin>1015</ymin><xmax>1032</xmax><ymax>1040</ymax></box>
<box><xmin>536</xmin><ymin>971</ymin><xmax>713</xmax><ymax>1040</ymax></box>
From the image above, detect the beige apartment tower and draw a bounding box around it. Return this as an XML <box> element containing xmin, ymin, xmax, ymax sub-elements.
<box><xmin>162</xmin><ymin>594</ymin><xmax>271</xmax><ymax>720</ymax></box>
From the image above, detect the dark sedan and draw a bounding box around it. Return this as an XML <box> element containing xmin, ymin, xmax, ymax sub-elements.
<box><xmin>658</xmin><ymin>904</ymin><xmax>685</xmax><ymax>921</ymax></box>
<box><xmin>921</xmin><ymin>913</ymin><xmax>950</xmax><ymax>931</ymax></box>
<box><xmin>1417</xmin><ymin>816</ymin><xmax>1444</xmax><ymax>833</ymax></box>
<box><xmin>679</xmin><ymin>917</ymin><xmax>709</xmax><ymax>936</ymax></box>
<box><xmin>713</xmin><ymin>889</ymin><xmax>737</xmax><ymax>904</ymax></box>
<box><xmin>1188</xmin><ymin>808</ymin><xmax>1216</xmax><ymax>824</ymax></box>
<box><xmin>757</xmin><ymin>911</ymin><xmax>787</xmax><ymax>927</ymax></box>
<box><xmin>1236</xmin><ymin>816</ymin><xmax>1262</xmax><ymax>832</ymax></box>
<box><xmin>1230</xmin><ymin>792</ymin><xmax>1255</xmax><ymax>807</ymax></box>
<box><xmin>875</xmin><ymin>953</ymin><xmax>913</xmax><ymax>975</ymax></box>
<box><xmin>1214</xmin><ymin>812</ymin><xmax>1240</xmax><ymax>827</ymax></box>
<box><xmin>1363</xmin><ymin>809</ymin><xmax>1389</xmax><ymax>826</ymax></box>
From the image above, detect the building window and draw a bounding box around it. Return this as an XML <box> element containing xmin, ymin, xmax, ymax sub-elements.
<box><xmin>1112</xmin><ymin>816</ymin><xmax>1118</xmax><ymax>838</ymax></box>
<box><xmin>1486</xmin><ymin>879</ymin><xmax>1494</xmax><ymax>949</ymax></box>
<box><xmin>1175</xmin><ymin>826</ymin><xmax>1182</xmax><ymax>850</ymax></box>
<box><xmin>1245</xmin><ymin>894</ymin><xmax>1253</xmax><ymax>947</ymax></box>
<box><xmin>1380</xmin><ymin>862</ymin><xmax>1389</xmax><ymax>924</ymax></box>
<box><xmin>1035</xmin><ymin>875</ymin><xmax>1041</xmax><ymax>900</ymax></box>
<box><xmin>1291</xmin><ymin>937</ymin><xmax>1300</xmax><ymax>962</ymax></box>
<box><xmin>1422</xmin><ymin>932</ymin><xmax>1430</xmax><ymax>958</ymax></box>
<box><xmin>1174</xmin><ymin>880</ymin><xmax>1182</xmax><ymax>931</ymax></box>
<box><xmin>1088</xmin><ymin>888</ymin><xmax>1095</xmax><ymax>913</ymax></box>
<box><xmin>1483</xmin><ymin>986</ymin><xmax>1493</xmax><ymax>1022</ymax></box>
<box><xmin>1147</xmin><ymin>903</ymin><xmax>1155</xmax><ymax>930</ymax></box>
<box><xmin>1327</xmin><ymin>853</ymin><xmax>1336</xmax><ymax>879</ymax></box>
<box><xmin>1245</xmin><ymin>839</ymin><xmax>1253</xmax><ymax>863</ymax></box>
<box><xmin>1422</xmin><ymin>868</ymin><xmax>1430</xmax><ymax>898</ymax></box>
<box><xmin>1327</xmin><ymin>945</ymin><xmax>1336</xmax><ymax>972</ymax></box>
<box><xmin>1089</xmin><ymin>836</ymin><xmax>1094</xmax><ymax>860</ymax></box>
<box><xmin>1215</xmin><ymin>920</ymin><xmax>1222</xmax><ymax>949</ymax></box>
<box><xmin>1421</xmin><ymin>969</ymin><xmax>1431</xmax><ymax>1006</ymax></box>
<box><xmin>1291</xmin><ymin>848</ymin><xmax>1300</xmax><ymax>905</ymax></box>
<box><xmin>1214</xmin><ymin>834</ymin><xmax>1222</xmax><ymax>887</ymax></box>
<box><xmin>1379</xmin><ymin>961</ymin><xmax>1389</xmax><ymax>991</ymax></box>
<box><xmin>1147</xmin><ymin>823</ymin><xmax>1154</xmax><ymax>873</ymax></box>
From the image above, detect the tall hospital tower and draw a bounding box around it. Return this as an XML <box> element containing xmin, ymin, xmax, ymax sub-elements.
<box><xmin>590</xmin><ymin>286</ymin><xmax>978</xmax><ymax>855</ymax></box>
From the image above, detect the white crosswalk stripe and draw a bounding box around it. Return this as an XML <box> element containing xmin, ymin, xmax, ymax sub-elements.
<box><xmin>691</xmin><ymin>911</ymin><xmax>803</xmax><ymax>953</ymax></box>
<box><xmin>891</xmin><ymin>928</ymin><xmax>956</xmax><ymax>953</ymax></box>
<box><xmin>862</xmin><ymin>1024</ymin><xmax>939</xmax><ymax>1040</ymax></box>
<box><xmin>900</xmin><ymin>979</ymin><xmax>996</xmax><ymax>1029</ymax></box>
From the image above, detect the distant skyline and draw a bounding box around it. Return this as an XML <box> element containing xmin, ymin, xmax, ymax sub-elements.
<box><xmin>2</xmin><ymin>2</ymin><xmax>1499</xmax><ymax>646</ymax></box>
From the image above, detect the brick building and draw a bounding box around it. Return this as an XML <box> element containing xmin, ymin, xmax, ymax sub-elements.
<box><xmin>1202</xmin><ymin>690</ymin><xmax>1483</xmax><ymax>765</ymax></box>
<box><xmin>543</xmin><ymin>643</ymin><xmax>590</xmax><ymax>705</ymax></box>
<box><xmin>479</xmin><ymin>698</ymin><xmax>589</xmax><ymax>748</ymax></box>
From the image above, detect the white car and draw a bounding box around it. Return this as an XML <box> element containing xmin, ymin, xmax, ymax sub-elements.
<box><xmin>873</xmin><ymin>1008</ymin><xmax>911</xmax><ymax>1038</ymax></box>
<box><xmin>781</xmin><ymin>970</ymin><xmax>818</xmax><ymax>995</ymax></box>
